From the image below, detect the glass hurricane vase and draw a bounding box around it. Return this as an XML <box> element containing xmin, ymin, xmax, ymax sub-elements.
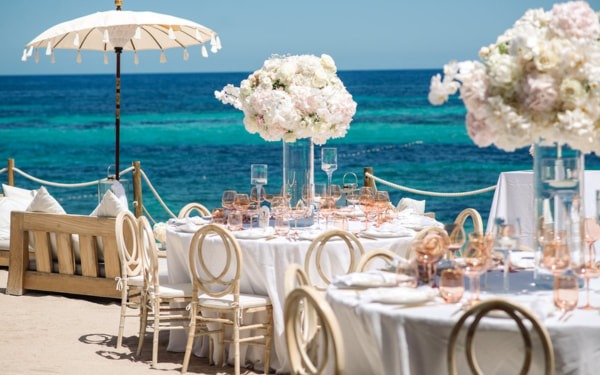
<box><xmin>283</xmin><ymin>138</ymin><xmax>314</xmax><ymax>227</ymax></box>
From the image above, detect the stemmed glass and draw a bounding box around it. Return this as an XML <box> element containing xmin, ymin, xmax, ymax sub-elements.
<box><xmin>458</xmin><ymin>232</ymin><xmax>493</xmax><ymax>305</ymax></box>
<box><xmin>321</xmin><ymin>147</ymin><xmax>337</xmax><ymax>188</ymax></box>
<box><xmin>329</xmin><ymin>184</ymin><xmax>343</xmax><ymax>206</ymax></box>
<box><xmin>494</xmin><ymin>221</ymin><xmax>520</xmax><ymax>291</ymax></box>
<box><xmin>222</xmin><ymin>190</ymin><xmax>237</xmax><ymax>212</ymax></box>
<box><xmin>374</xmin><ymin>191</ymin><xmax>390</xmax><ymax>225</ymax></box>
<box><xmin>571</xmin><ymin>218</ymin><xmax>600</xmax><ymax>310</ymax></box>
<box><xmin>358</xmin><ymin>187</ymin><xmax>375</xmax><ymax>231</ymax></box>
<box><xmin>554</xmin><ymin>274</ymin><xmax>579</xmax><ymax>318</ymax></box>
<box><xmin>233</xmin><ymin>193</ymin><xmax>250</xmax><ymax>229</ymax></box>
<box><xmin>540</xmin><ymin>232</ymin><xmax>571</xmax><ymax>276</ymax></box>
<box><xmin>413</xmin><ymin>231</ymin><xmax>448</xmax><ymax>288</ymax></box>
<box><xmin>346</xmin><ymin>189</ymin><xmax>360</xmax><ymax>215</ymax></box>
<box><xmin>342</xmin><ymin>172</ymin><xmax>358</xmax><ymax>206</ymax></box>
<box><xmin>250</xmin><ymin>164</ymin><xmax>268</xmax><ymax>205</ymax></box>
<box><xmin>309</xmin><ymin>183</ymin><xmax>326</xmax><ymax>229</ymax></box>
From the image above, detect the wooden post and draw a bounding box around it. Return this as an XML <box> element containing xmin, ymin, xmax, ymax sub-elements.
<box><xmin>364</xmin><ymin>167</ymin><xmax>376</xmax><ymax>190</ymax></box>
<box><xmin>132</xmin><ymin>161</ymin><xmax>143</xmax><ymax>218</ymax></box>
<box><xmin>7</xmin><ymin>158</ymin><xmax>14</xmax><ymax>186</ymax></box>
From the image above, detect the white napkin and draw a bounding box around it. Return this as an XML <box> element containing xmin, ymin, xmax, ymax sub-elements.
<box><xmin>394</xmin><ymin>213</ymin><xmax>442</xmax><ymax>230</ymax></box>
<box><xmin>233</xmin><ymin>226</ymin><xmax>275</xmax><ymax>239</ymax></box>
<box><xmin>169</xmin><ymin>216</ymin><xmax>210</xmax><ymax>226</ymax></box>
<box><xmin>359</xmin><ymin>286</ymin><xmax>438</xmax><ymax>304</ymax></box>
<box><xmin>364</xmin><ymin>223</ymin><xmax>415</xmax><ymax>237</ymax></box>
<box><xmin>509</xmin><ymin>251</ymin><xmax>536</xmax><ymax>269</ymax></box>
<box><xmin>333</xmin><ymin>271</ymin><xmax>398</xmax><ymax>288</ymax></box>
<box><xmin>175</xmin><ymin>222</ymin><xmax>202</xmax><ymax>233</ymax></box>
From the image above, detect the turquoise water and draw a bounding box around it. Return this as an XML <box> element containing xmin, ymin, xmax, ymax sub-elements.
<box><xmin>1</xmin><ymin>70</ymin><xmax>598</xmax><ymax>225</ymax></box>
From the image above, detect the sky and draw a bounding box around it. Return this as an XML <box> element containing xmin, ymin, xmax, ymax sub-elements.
<box><xmin>0</xmin><ymin>0</ymin><xmax>591</xmax><ymax>76</ymax></box>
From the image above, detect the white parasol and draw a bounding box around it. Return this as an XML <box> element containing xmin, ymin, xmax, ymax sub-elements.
<box><xmin>21</xmin><ymin>0</ymin><xmax>221</xmax><ymax>179</ymax></box>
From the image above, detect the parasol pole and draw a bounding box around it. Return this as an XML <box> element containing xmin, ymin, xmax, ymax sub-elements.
<box><xmin>114</xmin><ymin>0</ymin><xmax>123</xmax><ymax>180</ymax></box>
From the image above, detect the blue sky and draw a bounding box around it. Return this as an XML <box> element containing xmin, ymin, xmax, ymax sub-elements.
<box><xmin>0</xmin><ymin>0</ymin><xmax>580</xmax><ymax>75</ymax></box>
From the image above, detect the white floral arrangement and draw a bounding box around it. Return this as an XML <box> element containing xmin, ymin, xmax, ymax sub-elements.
<box><xmin>428</xmin><ymin>1</ymin><xmax>600</xmax><ymax>154</ymax></box>
<box><xmin>215</xmin><ymin>54</ymin><xmax>357</xmax><ymax>145</ymax></box>
<box><xmin>153</xmin><ymin>222</ymin><xmax>168</xmax><ymax>244</ymax></box>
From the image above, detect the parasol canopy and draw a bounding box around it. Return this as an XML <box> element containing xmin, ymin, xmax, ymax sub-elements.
<box><xmin>22</xmin><ymin>3</ymin><xmax>221</xmax><ymax>179</ymax></box>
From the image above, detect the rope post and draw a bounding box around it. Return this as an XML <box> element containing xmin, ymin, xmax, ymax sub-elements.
<box><xmin>364</xmin><ymin>167</ymin><xmax>376</xmax><ymax>190</ymax></box>
<box><xmin>132</xmin><ymin>161</ymin><xmax>143</xmax><ymax>218</ymax></box>
<box><xmin>7</xmin><ymin>159</ymin><xmax>14</xmax><ymax>186</ymax></box>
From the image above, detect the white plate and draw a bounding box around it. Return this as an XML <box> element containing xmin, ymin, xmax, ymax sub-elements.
<box><xmin>510</xmin><ymin>251</ymin><xmax>536</xmax><ymax>269</ymax></box>
<box><xmin>359</xmin><ymin>286</ymin><xmax>438</xmax><ymax>305</ymax></box>
<box><xmin>362</xmin><ymin>226</ymin><xmax>414</xmax><ymax>238</ymax></box>
<box><xmin>233</xmin><ymin>227</ymin><xmax>275</xmax><ymax>240</ymax></box>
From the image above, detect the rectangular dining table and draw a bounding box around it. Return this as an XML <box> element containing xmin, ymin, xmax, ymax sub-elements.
<box><xmin>326</xmin><ymin>268</ymin><xmax>600</xmax><ymax>375</ymax></box>
<box><xmin>163</xmin><ymin>214</ymin><xmax>439</xmax><ymax>373</ymax></box>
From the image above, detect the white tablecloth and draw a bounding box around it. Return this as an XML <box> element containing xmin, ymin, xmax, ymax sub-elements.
<box><xmin>165</xmin><ymin>220</ymin><xmax>418</xmax><ymax>373</ymax></box>
<box><xmin>486</xmin><ymin>170</ymin><xmax>600</xmax><ymax>248</ymax></box>
<box><xmin>327</xmin><ymin>270</ymin><xmax>600</xmax><ymax>375</ymax></box>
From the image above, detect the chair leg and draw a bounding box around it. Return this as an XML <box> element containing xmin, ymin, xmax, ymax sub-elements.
<box><xmin>263</xmin><ymin>308</ymin><xmax>273</xmax><ymax>375</ymax></box>
<box><xmin>182</xmin><ymin>304</ymin><xmax>196</xmax><ymax>374</ymax></box>
<box><xmin>116</xmin><ymin>284</ymin><xmax>128</xmax><ymax>349</ymax></box>
<box><xmin>217</xmin><ymin>313</ymin><xmax>224</xmax><ymax>367</ymax></box>
<box><xmin>234</xmin><ymin>313</ymin><xmax>240</xmax><ymax>375</ymax></box>
<box><xmin>152</xmin><ymin>299</ymin><xmax>160</xmax><ymax>368</ymax></box>
<box><xmin>136</xmin><ymin>297</ymin><xmax>148</xmax><ymax>356</ymax></box>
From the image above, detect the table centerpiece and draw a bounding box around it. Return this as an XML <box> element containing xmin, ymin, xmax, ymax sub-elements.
<box><xmin>427</xmin><ymin>1</ymin><xmax>600</xmax><ymax>286</ymax></box>
<box><xmin>215</xmin><ymin>53</ymin><xmax>357</xmax><ymax>225</ymax></box>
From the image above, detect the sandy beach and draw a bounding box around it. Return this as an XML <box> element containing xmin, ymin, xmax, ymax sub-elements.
<box><xmin>0</xmin><ymin>268</ymin><xmax>260</xmax><ymax>375</ymax></box>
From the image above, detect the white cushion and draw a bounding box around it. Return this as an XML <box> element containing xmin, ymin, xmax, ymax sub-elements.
<box><xmin>110</xmin><ymin>181</ymin><xmax>129</xmax><ymax>210</ymax></box>
<box><xmin>198</xmin><ymin>293</ymin><xmax>271</xmax><ymax>309</ymax></box>
<box><xmin>127</xmin><ymin>275</ymin><xmax>146</xmax><ymax>288</ymax></box>
<box><xmin>0</xmin><ymin>238</ymin><xmax>9</xmax><ymax>251</ymax></box>
<box><xmin>397</xmin><ymin>197</ymin><xmax>426</xmax><ymax>215</ymax></box>
<box><xmin>151</xmin><ymin>283</ymin><xmax>193</xmax><ymax>298</ymax></box>
<box><xmin>91</xmin><ymin>190</ymin><xmax>128</xmax><ymax>217</ymax></box>
<box><xmin>26</xmin><ymin>186</ymin><xmax>66</xmax><ymax>214</ymax></box>
<box><xmin>0</xmin><ymin>197</ymin><xmax>28</xmax><ymax>240</ymax></box>
<box><xmin>2</xmin><ymin>184</ymin><xmax>36</xmax><ymax>206</ymax></box>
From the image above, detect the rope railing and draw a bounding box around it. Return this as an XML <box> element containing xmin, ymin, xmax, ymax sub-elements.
<box><xmin>139</xmin><ymin>169</ymin><xmax>177</xmax><ymax>219</ymax></box>
<box><xmin>365</xmin><ymin>171</ymin><xmax>496</xmax><ymax>197</ymax></box>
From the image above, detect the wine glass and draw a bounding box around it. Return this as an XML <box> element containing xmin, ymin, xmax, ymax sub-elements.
<box><xmin>439</xmin><ymin>268</ymin><xmax>465</xmax><ymax>304</ymax></box>
<box><xmin>413</xmin><ymin>230</ymin><xmax>448</xmax><ymax>288</ymax></box>
<box><xmin>233</xmin><ymin>193</ymin><xmax>250</xmax><ymax>228</ymax></box>
<box><xmin>553</xmin><ymin>274</ymin><xmax>579</xmax><ymax>317</ymax></box>
<box><xmin>222</xmin><ymin>190</ymin><xmax>237</xmax><ymax>212</ymax></box>
<box><xmin>540</xmin><ymin>233</ymin><xmax>571</xmax><ymax>275</ymax></box>
<box><xmin>358</xmin><ymin>187</ymin><xmax>375</xmax><ymax>231</ymax></box>
<box><xmin>320</xmin><ymin>196</ymin><xmax>336</xmax><ymax>230</ymax></box>
<box><xmin>329</xmin><ymin>184</ymin><xmax>343</xmax><ymax>206</ymax></box>
<box><xmin>250</xmin><ymin>164</ymin><xmax>268</xmax><ymax>204</ymax></box>
<box><xmin>571</xmin><ymin>218</ymin><xmax>600</xmax><ymax>310</ymax></box>
<box><xmin>321</xmin><ymin>147</ymin><xmax>337</xmax><ymax>188</ymax></box>
<box><xmin>457</xmin><ymin>232</ymin><xmax>493</xmax><ymax>305</ymax></box>
<box><xmin>395</xmin><ymin>257</ymin><xmax>419</xmax><ymax>288</ymax></box>
<box><xmin>444</xmin><ymin>223</ymin><xmax>466</xmax><ymax>258</ymax></box>
<box><xmin>374</xmin><ymin>191</ymin><xmax>390</xmax><ymax>225</ymax></box>
<box><xmin>342</xmin><ymin>172</ymin><xmax>358</xmax><ymax>206</ymax></box>
<box><xmin>346</xmin><ymin>188</ymin><xmax>360</xmax><ymax>215</ymax></box>
<box><xmin>312</xmin><ymin>183</ymin><xmax>327</xmax><ymax>229</ymax></box>
<box><xmin>494</xmin><ymin>221</ymin><xmax>520</xmax><ymax>291</ymax></box>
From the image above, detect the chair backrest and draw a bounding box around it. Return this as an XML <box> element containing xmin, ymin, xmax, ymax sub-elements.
<box><xmin>137</xmin><ymin>215</ymin><xmax>160</xmax><ymax>289</ymax></box>
<box><xmin>115</xmin><ymin>211</ymin><xmax>143</xmax><ymax>278</ymax></box>
<box><xmin>454</xmin><ymin>208</ymin><xmax>484</xmax><ymax>235</ymax></box>
<box><xmin>305</xmin><ymin>230</ymin><xmax>364</xmax><ymax>291</ymax></box>
<box><xmin>448</xmin><ymin>298</ymin><xmax>554</xmax><ymax>375</ymax></box>
<box><xmin>178</xmin><ymin>202</ymin><xmax>211</xmax><ymax>218</ymax></box>
<box><xmin>284</xmin><ymin>285</ymin><xmax>345</xmax><ymax>375</ymax></box>
<box><xmin>356</xmin><ymin>248</ymin><xmax>399</xmax><ymax>272</ymax></box>
<box><xmin>284</xmin><ymin>263</ymin><xmax>311</xmax><ymax>298</ymax></box>
<box><xmin>188</xmin><ymin>224</ymin><xmax>242</xmax><ymax>299</ymax></box>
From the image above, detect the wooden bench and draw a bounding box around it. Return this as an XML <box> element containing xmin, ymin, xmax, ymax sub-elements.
<box><xmin>6</xmin><ymin>211</ymin><xmax>121</xmax><ymax>299</ymax></box>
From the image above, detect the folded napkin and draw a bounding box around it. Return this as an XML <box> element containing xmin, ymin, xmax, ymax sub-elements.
<box><xmin>233</xmin><ymin>226</ymin><xmax>275</xmax><ymax>239</ymax></box>
<box><xmin>394</xmin><ymin>213</ymin><xmax>442</xmax><ymax>231</ymax></box>
<box><xmin>509</xmin><ymin>251</ymin><xmax>536</xmax><ymax>269</ymax></box>
<box><xmin>359</xmin><ymin>286</ymin><xmax>438</xmax><ymax>304</ymax></box>
<box><xmin>175</xmin><ymin>222</ymin><xmax>203</xmax><ymax>233</ymax></box>
<box><xmin>363</xmin><ymin>223</ymin><xmax>415</xmax><ymax>238</ymax></box>
<box><xmin>169</xmin><ymin>216</ymin><xmax>210</xmax><ymax>226</ymax></box>
<box><xmin>333</xmin><ymin>271</ymin><xmax>398</xmax><ymax>288</ymax></box>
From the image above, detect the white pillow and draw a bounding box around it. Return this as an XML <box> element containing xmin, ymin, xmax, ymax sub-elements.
<box><xmin>91</xmin><ymin>190</ymin><xmax>128</xmax><ymax>217</ymax></box>
<box><xmin>397</xmin><ymin>197</ymin><xmax>426</xmax><ymax>215</ymax></box>
<box><xmin>0</xmin><ymin>197</ymin><xmax>28</xmax><ymax>240</ymax></box>
<box><xmin>2</xmin><ymin>184</ymin><xmax>36</xmax><ymax>207</ymax></box>
<box><xmin>110</xmin><ymin>181</ymin><xmax>129</xmax><ymax>210</ymax></box>
<box><xmin>26</xmin><ymin>186</ymin><xmax>66</xmax><ymax>214</ymax></box>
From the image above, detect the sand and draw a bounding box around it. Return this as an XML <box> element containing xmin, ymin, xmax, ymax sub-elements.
<box><xmin>0</xmin><ymin>269</ymin><xmax>261</xmax><ymax>375</ymax></box>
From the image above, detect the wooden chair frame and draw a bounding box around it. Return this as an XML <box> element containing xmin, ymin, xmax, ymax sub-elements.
<box><xmin>284</xmin><ymin>285</ymin><xmax>345</xmax><ymax>375</ymax></box>
<box><xmin>305</xmin><ymin>229</ymin><xmax>364</xmax><ymax>291</ymax></box>
<box><xmin>178</xmin><ymin>202</ymin><xmax>211</xmax><ymax>218</ymax></box>
<box><xmin>183</xmin><ymin>224</ymin><xmax>273</xmax><ymax>375</ymax></box>
<box><xmin>448</xmin><ymin>298</ymin><xmax>555</xmax><ymax>375</ymax></box>
<box><xmin>356</xmin><ymin>248</ymin><xmax>398</xmax><ymax>272</ymax></box>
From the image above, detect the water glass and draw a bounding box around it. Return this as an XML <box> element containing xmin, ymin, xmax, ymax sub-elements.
<box><xmin>274</xmin><ymin>214</ymin><xmax>290</xmax><ymax>236</ymax></box>
<box><xmin>332</xmin><ymin>214</ymin><xmax>348</xmax><ymax>231</ymax></box>
<box><xmin>439</xmin><ymin>269</ymin><xmax>465</xmax><ymax>304</ymax></box>
<box><xmin>395</xmin><ymin>258</ymin><xmax>419</xmax><ymax>288</ymax></box>
<box><xmin>211</xmin><ymin>208</ymin><xmax>226</xmax><ymax>225</ymax></box>
<box><xmin>228</xmin><ymin>210</ymin><xmax>243</xmax><ymax>231</ymax></box>
<box><xmin>553</xmin><ymin>274</ymin><xmax>579</xmax><ymax>312</ymax></box>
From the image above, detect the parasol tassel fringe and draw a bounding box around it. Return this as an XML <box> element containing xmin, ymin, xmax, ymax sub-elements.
<box><xmin>168</xmin><ymin>27</ymin><xmax>176</xmax><ymax>40</ymax></box>
<box><xmin>134</xmin><ymin>52</ymin><xmax>139</xmax><ymax>65</ymax></box>
<box><xmin>104</xmin><ymin>52</ymin><xmax>109</xmax><ymax>65</ymax></box>
<box><xmin>51</xmin><ymin>51</ymin><xmax>55</xmax><ymax>64</ymax></box>
<box><xmin>35</xmin><ymin>50</ymin><xmax>39</xmax><ymax>63</ymax></box>
<box><xmin>27</xmin><ymin>45</ymin><xmax>33</xmax><ymax>57</ymax></box>
<box><xmin>76</xmin><ymin>51</ymin><xmax>82</xmax><ymax>64</ymax></box>
<box><xmin>134</xmin><ymin>26</ymin><xmax>141</xmax><ymax>40</ymax></box>
<box><xmin>21</xmin><ymin>49</ymin><xmax>27</xmax><ymax>62</ymax></box>
<box><xmin>160</xmin><ymin>51</ymin><xmax>166</xmax><ymax>63</ymax></box>
<box><xmin>216</xmin><ymin>36</ymin><xmax>222</xmax><ymax>50</ymax></box>
<box><xmin>74</xmin><ymin>33</ymin><xmax>80</xmax><ymax>47</ymax></box>
<box><xmin>45</xmin><ymin>41</ymin><xmax>52</xmax><ymax>56</ymax></box>
<box><xmin>195</xmin><ymin>29</ymin><xmax>203</xmax><ymax>42</ymax></box>
<box><xmin>201</xmin><ymin>45</ymin><xmax>208</xmax><ymax>58</ymax></box>
<box><xmin>183</xmin><ymin>48</ymin><xmax>189</xmax><ymax>61</ymax></box>
<box><xmin>211</xmin><ymin>44</ymin><xmax>218</xmax><ymax>54</ymax></box>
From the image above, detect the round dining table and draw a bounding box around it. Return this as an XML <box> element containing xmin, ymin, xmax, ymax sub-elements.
<box><xmin>163</xmin><ymin>213</ymin><xmax>438</xmax><ymax>373</ymax></box>
<box><xmin>326</xmin><ymin>268</ymin><xmax>600</xmax><ymax>375</ymax></box>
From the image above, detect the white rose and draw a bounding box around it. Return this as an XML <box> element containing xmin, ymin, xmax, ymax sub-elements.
<box><xmin>320</xmin><ymin>54</ymin><xmax>337</xmax><ymax>72</ymax></box>
<box><xmin>559</xmin><ymin>78</ymin><xmax>585</xmax><ymax>110</ymax></box>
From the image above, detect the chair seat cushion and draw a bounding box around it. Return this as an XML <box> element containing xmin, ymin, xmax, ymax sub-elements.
<box><xmin>127</xmin><ymin>275</ymin><xmax>145</xmax><ymax>287</ymax></box>
<box><xmin>198</xmin><ymin>293</ymin><xmax>271</xmax><ymax>309</ymax></box>
<box><xmin>150</xmin><ymin>282</ymin><xmax>192</xmax><ymax>298</ymax></box>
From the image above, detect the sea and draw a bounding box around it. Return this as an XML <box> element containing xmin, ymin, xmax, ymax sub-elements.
<box><xmin>1</xmin><ymin>70</ymin><xmax>599</xmax><ymax>227</ymax></box>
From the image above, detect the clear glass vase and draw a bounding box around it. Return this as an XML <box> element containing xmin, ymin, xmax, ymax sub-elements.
<box><xmin>283</xmin><ymin>138</ymin><xmax>314</xmax><ymax>227</ymax></box>
<box><xmin>533</xmin><ymin>141</ymin><xmax>585</xmax><ymax>288</ymax></box>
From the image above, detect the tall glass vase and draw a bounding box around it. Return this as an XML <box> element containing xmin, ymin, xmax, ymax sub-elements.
<box><xmin>283</xmin><ymin>138</ymin><xmax>314</xmax><ymax>227</ymax></box>
<box><xmin>533</xmin><ymin>141</ymin><xmax>585</xmax><ymax>288</ymax></box>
